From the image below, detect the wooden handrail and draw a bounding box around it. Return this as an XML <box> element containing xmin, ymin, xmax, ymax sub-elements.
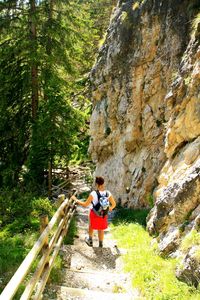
<box><xmin>52</xmin><ymin>179</ymin><xmax>70</xmax><ymax>190</ymax></box>
<box><xmin>52</xmin><ymin>179</ymin><xmax>70</xmax><ymax>189</ymax></box>
<box><xmin>0</xmin><ymin>193</ymin><xmax>76</xmax><ymax>300</ymax></box>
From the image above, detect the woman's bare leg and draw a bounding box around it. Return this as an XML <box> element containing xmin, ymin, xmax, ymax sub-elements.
<box><xmin>85</xmin><ymin>223</ymin><xmax>93</xmax><ymax>247</ymax></box>
<box><xmin>89</xmin><ymin>223</ymin><xmax>93</xmax><ymax>238</ymax></box>
<box><xmin>98</xmin><ymin>230</ymin><xmax>104</xmax><ymax>247</ymax></box>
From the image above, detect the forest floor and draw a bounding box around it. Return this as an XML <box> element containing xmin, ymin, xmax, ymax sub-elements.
<box><xmin>43</xmin><ymin>164</ymin><xmax>139</xmax><ymax>300</ymax></box>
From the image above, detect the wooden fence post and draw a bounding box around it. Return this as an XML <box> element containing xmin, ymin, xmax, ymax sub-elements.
<box><xmin>57</xmin><ymin>194</ymin><xmax>65</xmax><ymax>208</ymax></box>
<box><xmin>40</xmin><ymin>215</ymin><xmax>49</xmax><ymax>251</ymax></box>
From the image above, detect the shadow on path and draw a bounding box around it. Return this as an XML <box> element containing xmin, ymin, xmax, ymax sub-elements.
<box><xmin>75</xmin><ymin>247</ymin><xmax>121</xmax><ymax>270</ymax></box>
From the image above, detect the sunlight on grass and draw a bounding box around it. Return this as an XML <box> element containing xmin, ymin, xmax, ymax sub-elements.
<box><xmin>191</xmin><ymin>13</ymin><xmax>200</xmax><ymax>37</ymax></box>
<box><xmin>132</xmin><ymin>0</ymin><xmax>146</xmax><ymax>10</ymax></box>
<box><xmin>63</xmin><ymin>216</ymin><xmax>78</xmax><ymax>245</ymax></box>
<box><xmin>111</xmin><ymin>210</ymin><xmax>200</xmax><ymax>299</ymax></box>
<box><xmin>98</xmin><ymin>32</ymin><xmax>107</xmax><ymax>48</ymax></box>
<box><xmin>49</xmin><ymin>255</ymin><xmax>63</xmax><ymax>284</ymax></box>
<box><xmin>181</xmin><ymin>230</ymin><xmax>200</xmax><ymax>253</ymax></box>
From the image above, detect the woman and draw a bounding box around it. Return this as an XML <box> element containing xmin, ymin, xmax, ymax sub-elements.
<box><xmin>71</xmin><ymin>176</ymin><xmax>116</xmax><ymax>248</ymax></box>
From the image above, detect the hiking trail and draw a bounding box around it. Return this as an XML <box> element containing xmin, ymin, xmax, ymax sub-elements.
<box><xmin>44</xmin><ymin>165</ymin><xmax>139</xmax><ymax>300</ymax></box>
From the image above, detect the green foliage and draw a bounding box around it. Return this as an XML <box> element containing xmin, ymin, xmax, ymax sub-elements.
<box><xmin>179</xmin><ymin>220</ymin><xmax>190</xmax><ymax>233</ymax></box>
<box><xmin>48</xmin><ymin>255</ymin><xmax>63</xmax><ymax>284</ymax></box>
<box><xmin>0</xmin><ymin>192</ymin><xmax>53</xmax><ymax>292</ymax></box>
<box><xmin>111</xmin><ymin>213</ymin><xmax>200</xmax><ymax>299</ymax></box>
<box><xmin>0</xmin><ymin>234</ymin><xmax>25</xmax><ymax>274</ymax></box>
<box><xmin>0</xmin><ymin>188</ymin><xmax>52</xmax><ymax>228</ymax></box>
<box><xmin>194</xmin><ymin>249</ymin><xmax>200</xmax><ymax>261</ymax></box>
<box><xmin>0</xmin><ymin>229</ymin><xmax>38</xmax><ymax>292</ymax></box>
<box><xmin>85</xmin><ymin>0</ymin><xmax>117</xmax><ymax>50</ymax></box>
<box><xmin>0</xmin><ymin>0</ymin><xmax>117</xmax><ymax>294</ymax></box>
<box><xmin>181</xmin><ymin>230</ymin><xmax>200</xmax><ymax>253</ymax></box>
<box><xmin>112</xmin><ymin>207</ymin><xmax>150</xmax><ymax>227</ymax></box>
<box><xmin>187</xmin><ymin>0</ymin><xmax>200</xmax><ymax>16</ymax></box>
<box><xmin>0</xmin><ymin>0</ymin><xmax>116</xmax><ymax>189</ymax></box>
<box><xmin>0</xmin><ymin>189</ymin><xmax>33</xmax><ymax>225</ymax></box>
<box><xmin>63</xmin><ymin>216</ymin><xmax>78</xmax><ymax>245</ymax></box>
<box><xmin>32</xmin><ymin>197</ymin><xmax>54</xmax><ymax>217</ymax></box>
<box><xmin>191</xmin><ymin>12</ymin><xmax>200</xmax><ymax>36</ymax></box>
<box><xmin>13</xmin><ymin>284</ymin><xmax>26</xmax><ymax>300</ymax></box>
<box><xmin>26</xmin><ymin>87</ymin><xmax>84</xmax><ymax>183</ymax></box>
<box><xmin>132</xmin><ymin>0</ymin><xmax>146</xmax><ymax>11</ymax></box>
<box><xmin>147</xmin><ymin>193</ymin><xmax>154</xmax><ymax>208</ymax></box>
<box><xmin>77</xmin><ymin>190</ymin><xmax>90</xmax><ymax>200</ymax></box>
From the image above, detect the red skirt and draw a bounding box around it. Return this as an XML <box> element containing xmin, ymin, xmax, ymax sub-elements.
<box><xmin>89</xmin><ymin>209</ymin><xmax>108</xmax><ymax>230</ymax></box>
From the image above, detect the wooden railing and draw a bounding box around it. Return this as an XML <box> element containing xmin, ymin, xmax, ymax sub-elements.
<box><xmin>51</xmin><ymin>179</ymin><xmax>71</xmax><ymax>199</ymax></box>
<box><xmin>0</xmin><ymin>194</ymin><xmax>76</xmax><ymax>300</ymax></box>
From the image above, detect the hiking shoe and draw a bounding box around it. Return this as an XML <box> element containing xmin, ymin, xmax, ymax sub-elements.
<box><xmin>99</xmin><ymin>241</ymin><xmax>103</xmax><ymax>248</ymax></box>
<box><xmin>85</xmin><ymin>237</ymin><xmax>93</xmax><ymax>247</ymax></box>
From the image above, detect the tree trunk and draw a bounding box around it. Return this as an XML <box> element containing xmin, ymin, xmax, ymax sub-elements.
<box><xmin>30</xmin><ymin>0</ymin><xmax>38</xmax><ymax>120</ymax></box>
<box><xmin>48</xmin><ymin>159</ymin><xmax>52</xmax><ymax>198</ymax></box>
<box><xmin>46</xmin><ymin>0</ymin><xmax>55</xmax><ymax>195</ymax></box>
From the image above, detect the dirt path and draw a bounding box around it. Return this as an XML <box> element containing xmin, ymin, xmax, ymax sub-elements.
<box><xmin>44</xmin><ymin>165</ymin><xmax>139</xmax><ymax>300</ymax></box>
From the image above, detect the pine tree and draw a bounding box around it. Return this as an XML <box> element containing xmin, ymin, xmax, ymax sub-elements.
<box><xmin>0</xmin><ymin>0</ymin><xmax>85</xmax><ymax>187</ymax></box>
<box><xmin>0</xmin><ymin>0</ymin><xmax>117</xmax><ymax>189</ymax></box>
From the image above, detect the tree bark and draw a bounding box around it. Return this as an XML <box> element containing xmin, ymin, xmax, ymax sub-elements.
<box><xmin>46</xmin><ymin>0</ymin><xmax>55</xmax><ymax>195</ymax></box>
<box><xmin>30</xmin><ymin>0</ymin><xmax>38</xmax><ymax>120</ymax></box>
<box><xmin>48</xmin><ymin>159</ymin><xmax>52</xmax><ymax>199</ymax></box>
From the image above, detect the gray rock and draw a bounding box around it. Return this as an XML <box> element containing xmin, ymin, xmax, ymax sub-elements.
<box><xmin>176</xmin><ymin>246</ymin><xmax>200</xmax><ymax>287</ymax></box>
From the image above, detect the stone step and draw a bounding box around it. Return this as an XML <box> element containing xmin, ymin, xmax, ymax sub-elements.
<box><xmin>44</xmin><ymin>285</ymin><xmax>136</xmax><ymax>300</ymax></box>
<box><xmin>61</xmin><ymin>244</ymin><xmax>122</xmax><ymax>272</ymax></box>
<box><xmin>75</xmin><ymin>228</ymin><xmax>113</xmax><ymax>240</ymax></box>
<box><xmin>60</xmin><ymin>268</ymin><xmax>129</xmax><ymax>293</ymax></box>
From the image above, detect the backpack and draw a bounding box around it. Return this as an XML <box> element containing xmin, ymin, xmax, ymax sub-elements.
<box><xmin>92</xmin><ymin>190</ymin><xmax>110</xmax><ymax>218</ymax></box>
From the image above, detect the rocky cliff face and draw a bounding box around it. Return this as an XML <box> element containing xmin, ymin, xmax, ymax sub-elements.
<box><xmin>89</xmin><ymin>0</ymin><xmax>200</xmax><ymax>286</ymax></box>
<box><xmin>89</xmin><ymin>0</ymin><xmax>199</xmax><ymax>207</ymax></box>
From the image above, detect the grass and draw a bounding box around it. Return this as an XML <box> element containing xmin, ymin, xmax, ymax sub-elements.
<box><xmin>48</xmin><ymin>255</ymin><xmax>63</xmax><ymax>283</ymax></box>
<box><xmin>0</xmin><ymin>195</ymin><xmax>55</xmax><ymax>292</ymax></box>
<box><xmin>63</xmin><ymin>216</ymin><xmax>78</xmax><ymax>245</ymax></box>
<box><xmin>111</xmin><ymin>209</ymin><xmax>200</xmax><ymax>299</ymax></box>
<box><xmin>112</xmin><ymin>207</ymin><xmax>150</xmax><ymax>227</ymax></box>
<box><xmin>0</xmin><ymin>196</ymin><xmax>78</xmax><ymax>296</ymax></box>
<box><xmin>181</xmin><ymin>230</ymin><xmax>200</xmax><ymax>253</ymax></box>
<box><xmin>191</xmin><ymin>12</ymin><xmax>200</xmax><ymax>37</ymax></box>
<box><xmin>0</xmin><ymin>227</ymin><xmax>38</xmax><ymax>293</ymax></box>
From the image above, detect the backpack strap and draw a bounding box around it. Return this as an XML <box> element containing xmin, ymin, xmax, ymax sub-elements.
<box><xmin>95</xmin><ymin>190</ymin><xmax>109</xmax><ymax>201</ymax></box>
<box><xmin>92</xmin><ymin>190</ymin><xmax>108</xmax><ymax>208</ymax></box>
<box><xmin>96</xmin><ymin>190</ymin><xmax>101</xmax><ymax>201</ymax></box>
<box><xmin>91</xmin><ymin>190</ymin><xmax>100</xmax><ymax>208</ymax></box>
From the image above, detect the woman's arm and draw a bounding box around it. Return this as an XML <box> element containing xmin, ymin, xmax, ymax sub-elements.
<box><xmin>108</xmin><ymin>195</ymin><xmax>116</xmax><ymax>211</ymax></box>
<box><xmin>71</xmin><ymin>194</ymin><xmax>93</xmax><ymax>207</ymax></box>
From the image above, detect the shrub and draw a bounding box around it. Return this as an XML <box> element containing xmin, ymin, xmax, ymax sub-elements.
<box><xmin>0</xmin><ymin>189</ymin><xmax>33</xmax><ymax>225</ymax></box>
<box><xmin>32</xmin><ymin>198</ymin><xmax>54</xmax><ymax>217</ymax></box>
